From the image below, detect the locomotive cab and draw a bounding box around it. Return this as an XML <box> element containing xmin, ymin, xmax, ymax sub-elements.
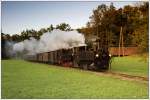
<box><xmin>72</xmin><ymin>45</ymin><xmax>95</xmax><ymax>69</ymax></box>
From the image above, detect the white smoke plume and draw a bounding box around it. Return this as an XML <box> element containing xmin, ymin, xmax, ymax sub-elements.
<box><xmin>4</xmin><ymin>41</ymin><xmax>16</xmax><ymax>57</ymax></box>
<box><xmin>13</xmin><ymin>29</ymin><xmax>86</xmax><ymax>55</ymax></box>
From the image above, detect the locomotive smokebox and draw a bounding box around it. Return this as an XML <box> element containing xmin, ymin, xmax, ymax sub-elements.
<box><xmin>94</xmin><ymin>50</ymin><xmax>110</xmax><ymax>70</ymax></box>
<box><xmin>92</xmin><ymin>38</ymin><xmax>110</xmax><ymax>71</ymax></box>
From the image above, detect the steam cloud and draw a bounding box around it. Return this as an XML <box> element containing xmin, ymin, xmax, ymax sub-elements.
<box><xmin>13</xmin><ymin>29</ymin><xmax>86</xmax><ymax>56</ymax></box>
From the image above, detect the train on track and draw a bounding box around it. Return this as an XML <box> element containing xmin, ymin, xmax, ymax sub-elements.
<box><xmin>25</xmin><ymin>45</ymin><xmax>111</xmax><ymax>71</ymax></box>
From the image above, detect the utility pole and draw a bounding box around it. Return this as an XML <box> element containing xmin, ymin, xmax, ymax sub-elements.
<box><xmin>118</xmin><ymin>9</ymin><xmax>124</xmax><ymax>57</ymax></box>
<box><xmin>121</xmin><ymin>28</ymin><xmax>124</xmax><ymax>56</ymax></box>
<box><xmin>118</xmin><ymin>26</ymin><xmax>122</xmax><ymax>57</ymax></box>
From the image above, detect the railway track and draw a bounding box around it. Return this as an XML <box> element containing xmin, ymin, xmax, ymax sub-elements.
<box><xmin>59</xmin><ymin>64</ymin><xmax>149</xmax><ymax>82</ymax></box>
<box><xmin>102</xmin><ymin>71</ymin><xmax>148</xmax><ymax>82</ymax></box>
<box><xmin>73</xmin><ymin>67</ymin><xmax>148</xmax><ymax>82</ymax></box>
<box><xmin>28</xmin><ymin>61</ymin><xmax>148</xmax><ymax>82</ymax></box>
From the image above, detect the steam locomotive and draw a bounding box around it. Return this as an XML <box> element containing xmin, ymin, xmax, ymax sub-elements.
<box><xmin>25</xmin><ymin>45</ymin><xmax>111</xmax><ymax>71</ymax></box>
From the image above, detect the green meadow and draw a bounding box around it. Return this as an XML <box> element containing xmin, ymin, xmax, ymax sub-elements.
<box><xmin>2</xmin><ymin>59</ymin><xmax>148</xmax><ymax>99</ymax></box>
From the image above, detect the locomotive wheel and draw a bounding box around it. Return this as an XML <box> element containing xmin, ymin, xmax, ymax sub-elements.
<box><xmin>82</xmin><ymin>64</ymin><xmax>88</xmax><ymax>70</ymax></box>
<box><xmin>78</xmin><ymin>64</ymin><xmax>88</xmax><ymax>70</ymax></box>
<box><xmin>73</xmin><ymin>60</ymin><xmax>79</xmax><ymax>68</ymax></box>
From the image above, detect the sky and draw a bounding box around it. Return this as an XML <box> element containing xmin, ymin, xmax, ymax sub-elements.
<box><xmin>1</xmin><ymin>1</ymin><xmax>140</xmax><ymax>35</ymax></box>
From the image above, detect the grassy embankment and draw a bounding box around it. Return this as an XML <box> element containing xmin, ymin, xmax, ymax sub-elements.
<box><xmin>2</xmin><ymin>59</ymin><xmax>148</xmax><ymax>99</ymax></box>
<box><xmin>111</xmin><ymin>55</ymin><xmax>148</xmax><ymax>77</ymax></box>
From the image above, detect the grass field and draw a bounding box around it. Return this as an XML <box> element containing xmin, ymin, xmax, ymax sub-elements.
<box><xmin>111</xmin><ymin>56</ymin><xmax>148</xmax><ymax>77</ymax></box>
<box><xmin>2</xmin><ymin>60</ymin><xmax>148</xmax><ymax>99</ymax></box>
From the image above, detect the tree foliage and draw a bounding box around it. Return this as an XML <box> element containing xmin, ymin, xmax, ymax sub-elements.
<box><xmin>78</xmin><ymin>2</ymin><xmax>148</xmax><ymax>53</ymax></box>
<box><xmin>56</xmin><ymin>23</ymin><xmax>72</xmax><ymax>31</ymax></box>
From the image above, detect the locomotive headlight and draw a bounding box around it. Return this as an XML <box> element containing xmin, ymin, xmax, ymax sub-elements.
<box><xmin>95</xmin><ymin>54</ymin><xmax>99</xmax><ymax>57</ymax></box>
<box><xmin>109</xmin><ymin>54</ymin><xmax>112</xmax><ymax>57</ymax></box>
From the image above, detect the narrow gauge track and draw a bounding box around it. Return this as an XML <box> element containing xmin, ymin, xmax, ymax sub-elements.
<box><xmin>70</xmin><ymin>66</ymin><xmax>148</xmax><ymax>82</ymax></box>
<box><xmin>101</xmin><ymin>71</ymin><xmax>148</xmax><ymax>82</ymax></box>
<box><xmin>28</xmin><ymin>60</ymin><xmax>148</xmax><ymax>82</ymax></box>
<box><xmin>71</xmin><ymin>67</ymin><xmax>148</xmax><ymax>82</ymax></box>
<box><xmin>56</xmin><ymin>65</ymin><xmax>148</xmax><ymax>82</ymax></box>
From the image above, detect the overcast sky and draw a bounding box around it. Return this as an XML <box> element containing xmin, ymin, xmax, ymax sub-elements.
<box><xmin>2</xmin><ymin>1</ymin><xmax>140</xmax><ymax>35</ymax></box>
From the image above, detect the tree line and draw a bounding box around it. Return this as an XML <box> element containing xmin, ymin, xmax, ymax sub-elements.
<box><xmin>2</xmin><ymin>23</ymin><xmax>72</xmax><ymax>42</ymax></box>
